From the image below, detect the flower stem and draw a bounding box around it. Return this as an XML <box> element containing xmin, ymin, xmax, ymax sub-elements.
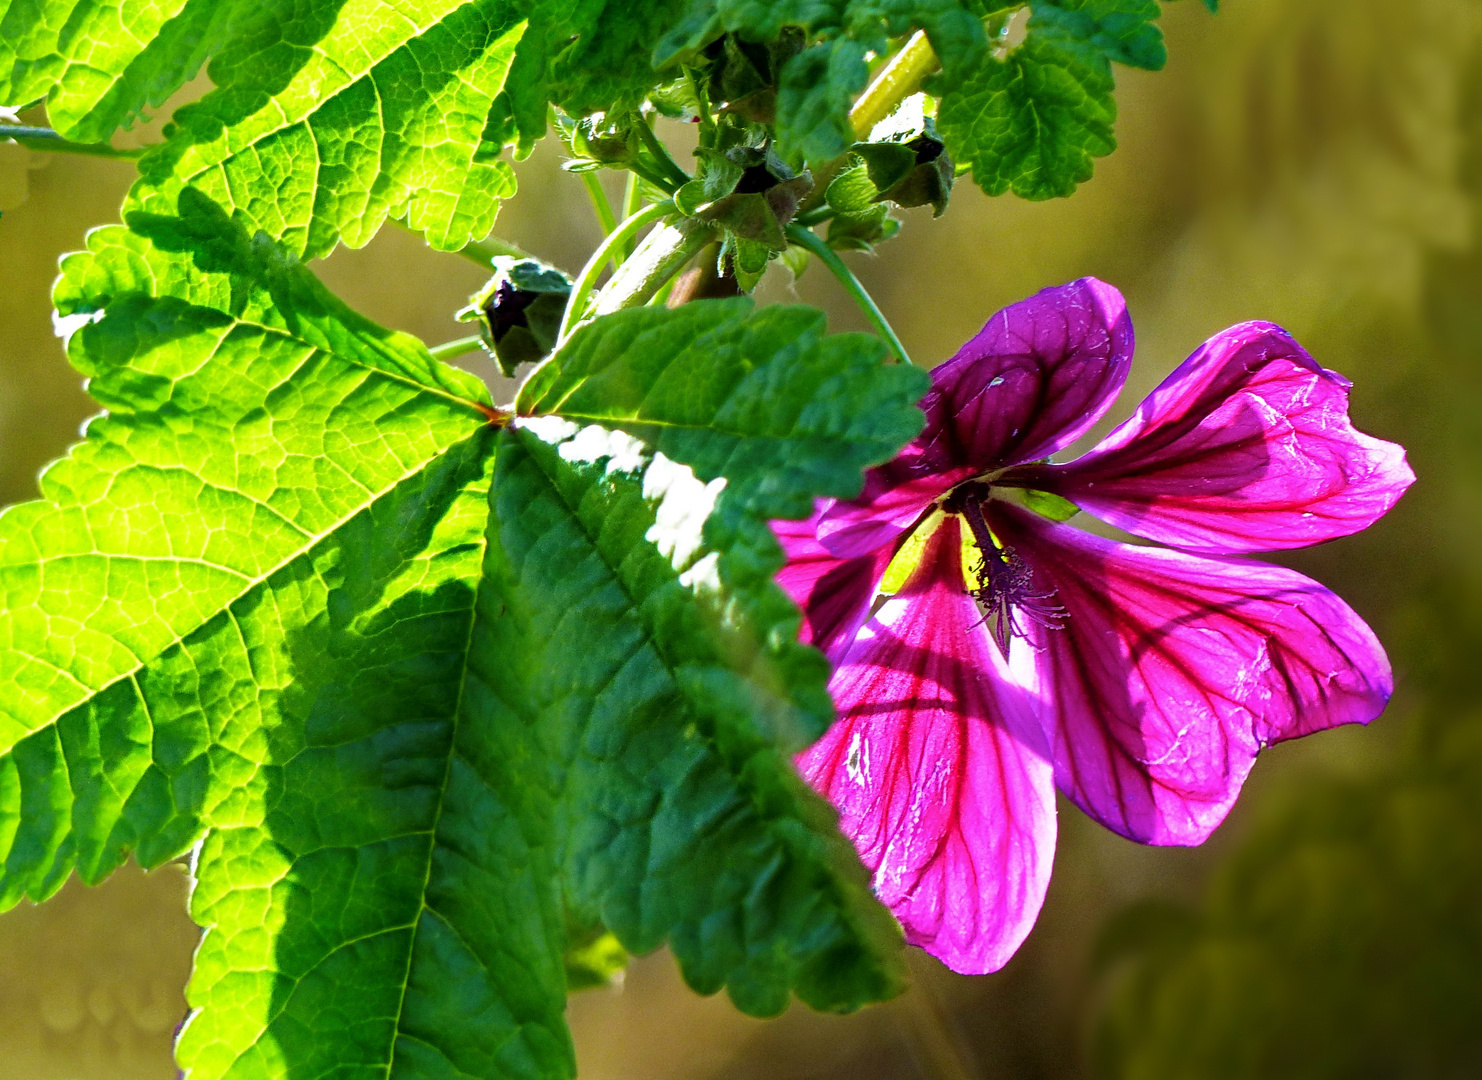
<box><xmin>454</xmin><ymin>233</ymin><xmax>536</xmax><ymax>270</ymax></box>
<box><xmin>581</xmin><ymin>171</ymin><xmax>619</xmax><ymax>235</ymax></box>
<box><xmin>0</xmin><ymin>125</ymin><xmax>146</xmax><ymax>160</ymax></box>
<box><xmin>618</xmin><ymin>171</ymin><xmax>642</xmax><ymax>259</ymax></box>
<box><xmin>785</xmin><ymin>223</ymin><xmax>911</xmax><ymax>365</ymax></box>
<box><xmin>428</xmin><ymin>334</ymin><xmax>486</xmax><ymax>362</ymax></box>
<box><xmin>557</xmin><ymin>199</ymin><xmax>676</xmax><ymax>342</ymax></box>
<box><xmin>849</xmin><ymin>31</ymin><xmax>941</xmax><ymax>141</ymax></box>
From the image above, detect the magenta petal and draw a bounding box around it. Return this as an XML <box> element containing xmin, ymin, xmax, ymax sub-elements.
<box><xmin>816</xmin><ymin>278</ymin><xmax>1132</xmax><ymax>557</ymax></box>
<box><xmin>773</xmin><ymin>507</ymin><xmax>899</xmax><ymax>662</ymax></box>
<box><xmin>1022</xmin><ymin>321</ymin><xmax>1415</xmax><ymax>553</ymax></box>
<box><xmin>988</xmin><ymin>502</ymin><xmax>1393</xmax><ymax>846</ymax></box>
<box><xmin>798</xmin><ymin>518</ymin><xmax>1057</xmax><ymax>974</ymax></box>
<box><xmin>919</xmin><ymin>277</ymin><xmax>1133</xmax><ymax>469</ymax></box>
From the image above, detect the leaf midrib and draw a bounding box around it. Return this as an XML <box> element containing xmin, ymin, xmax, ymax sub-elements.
<box><xmin>7</xmin><ymin>426</ymin><xmax>486</xmax><ymax>751</ymax></box>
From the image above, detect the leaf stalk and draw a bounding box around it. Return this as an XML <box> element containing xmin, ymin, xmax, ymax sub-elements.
<box><xmin>0</xmin><ymin>125</ymin><xmax>146</xmax><ymax>160</ymax></box>
<box><xmin>581</xmin><ymin>171</ymin><xmax>620</xmax><ymax>235</ymax></box>
<box><xmin>428</xmin><ymin>334</ymin><xmax>487</xmax><ymax>361</ymax></box>
<box><xmin>785</xmin><ymin>224</ymin><xmax>911</xmax><ymax>365</ymax></box>
<box><xmin>454</xmin><ymin>233</ymin><xmax>537</xmax><ymax>269</ymax></box>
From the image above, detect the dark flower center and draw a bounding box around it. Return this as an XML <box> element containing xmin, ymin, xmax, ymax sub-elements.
<box><xmin>943</xmin><ymin>482</ymin><xmax>1066</xmax><ymax>652</ymax></box>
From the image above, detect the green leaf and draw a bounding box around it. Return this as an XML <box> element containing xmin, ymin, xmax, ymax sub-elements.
<box><xmin>124</xmin><ymin>0</ymin><xmax>525</xmax><ymax>259</ymax></box>
<box><xmin>937</xmin><ymin>33</ymin><xmax>1117</xmax><ymax>200</ymax></box>
<box><xmin>0</xmin><ymin>0</ymin><xmax>244</xmax><ymax>143</ymax></box>
<box><xmin>776</xmin><ymin>38</ymin><xmax>872</xmax><ymax>166</ymax></box>
<box><xmin>496</xmin><ymin>0</ymin><xmax>692</xmax><ymax>152</ymax></box>
<box><xmin>487</xmin><ymin>420</ymin><xmax>900</xmax><ymax>1014</ymax></box>
<box><xmin>1028</xmin><ymin>0</ymin><xmax>1167</xmax><ymax>72</ymax></box>
<box><xmin>517</xmin><ymin>298</ymin><xmax>930</xmax><ymax>522</ymax></box>
<box><xmin>499</xmin><ymin>299</ymin><xmax>930</xmax><ymax>1013</ymax></box>
<box><xmin>6</xmin><ymin>194</ymin><xmax>931</xmax><ymax>1072</ymax></box>
<box><xmin>3</xmin><ymin>190</ymin><xmax>584</xmax><ymax>1078</ymax></box>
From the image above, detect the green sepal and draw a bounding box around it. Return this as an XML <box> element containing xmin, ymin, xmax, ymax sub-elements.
<box><xmin>1021</xmin><ymin>488</ymin><xmax>1081</xmax><ymax>521</ymax></box>
<box><xmin>826</xmin><ymin>205</ymin><xmax>901</xmax><ymax>251</ymax></box>
<box><xmin>852</xmin><ymin>115</ymin><xmax>956</xmax><ymax>217</ymax></box>
<box><xmin>681</xmin><ymin>146</ymin><xmax>813</xmax><ymax>253</ymax></box>
<box><xmin>717</xmin><ymin>233</ymin><xmax>774</xmax><ymax>290</ymax></box>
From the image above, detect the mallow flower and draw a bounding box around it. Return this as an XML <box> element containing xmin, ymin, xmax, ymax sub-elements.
<box><xmin>775</xmin><ymin>278</ymin><xmax>1414</xmax><ymax>975</ymax></box>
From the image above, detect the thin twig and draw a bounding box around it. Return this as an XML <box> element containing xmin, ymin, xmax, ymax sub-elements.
<box><xmin>581</xmin><ymin>171</ymin><xmax>619</xmax><ymax>235</ymax></box>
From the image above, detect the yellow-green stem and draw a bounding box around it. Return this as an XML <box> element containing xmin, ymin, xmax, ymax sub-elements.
<box><xmin>849</xmin><ymin>31</ymin><xmax>941</xmax><ymax>141</ymax></box>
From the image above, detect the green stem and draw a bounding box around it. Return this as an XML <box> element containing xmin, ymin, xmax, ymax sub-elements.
<box><xmin>0</xmin><ymin>125</ymin><xmax>146</xmax><ymax>160</ymax></box>
<box><xmin>558</xmin><ymin>199</ymin><xmax>675</xmax><ymax>342</ymax></box>
<box><xmin>792</xmin><ymin>205</ymin><xmax>834</xmax><ymax>228</ymax></box>
<box><xmin>786</xmin><ymin>224</ymin><xmax>911</xmax><ymax>365</ymax></box>
<box><xmin>632</xmin><ymin>115</ymin><xmax>691</xmax><ymax>191</ymax></box>
<box><xmin>800</xmin><ymin>31</ymin><xmax>943</xmax><ymax>216</ymax></box>
<box><xmin>454</xmin><ymin>233</ymin><xmax>536</xmax><ymax>270</ymax></box>
<box><xmin>618</xmin><ymin>171</ymin><xmax>642</xmax><ymax>260</ymax></box>
<box><xmin>428</xmin><ymin>334</ymin><xmax>486</xmax><ymax>362</ymax></box>
<box><xmin>849</xmin><ymin>30</ymin><xmax>940</xmax><ymax>141</ymax></box>
<box><xmin>588</xmin><ymin>215</ymin><xmax>713</xmax><ymax>319</ymax></box>
<box><xmin>581</xmin><ymin>171</ymin><xmax>619</xmax><ymax>235</ymax></box>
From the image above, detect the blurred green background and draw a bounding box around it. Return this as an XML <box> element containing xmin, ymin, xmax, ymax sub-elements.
<box><xmin>2</xmin><ymin>0</ymin><xmax>1479</xmax><ymax>1076</ymax></box>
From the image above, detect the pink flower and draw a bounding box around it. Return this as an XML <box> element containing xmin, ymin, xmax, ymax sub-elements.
<box><xmin>776</xmin><ymin>279</ymin><xmax>1415</xmax><ymax>974</ymax></box>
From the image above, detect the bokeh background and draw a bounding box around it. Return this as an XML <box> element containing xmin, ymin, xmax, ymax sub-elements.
<box><xmin>2</xmin><ymin>0</ymin><xmax>1480</xmax><ymax>1075</ymax></box>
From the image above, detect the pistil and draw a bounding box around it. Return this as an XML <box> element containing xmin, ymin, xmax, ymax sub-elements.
<box><xmin>945</xmin><ymin>483</ymin><xmax>1066</xmax><ymax>652</ymax></box>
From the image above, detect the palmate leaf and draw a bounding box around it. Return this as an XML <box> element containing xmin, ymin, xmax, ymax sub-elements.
<box><xmin>130</xmin><ymin>0</ymin><xmax>525</xmax><ymax>258</ymax></box>
<box><xmin>938</xmin><ymin>32</ymin><xmax>1118</xmax><ymax>200</ymax></box>
<box><xmin>937</xmin><ymin>0</ymin><xmax>1172</xmax><ymax>200</ymax></box>
<box><xmin>1</xmin><ymin>189</ymin><xmax>926</xmax><ymax>1077</ymax></box>
<box><xmin>0</xmin><ymin>0</ymin><xmax>247</xmax><ymax>144</ymax></box>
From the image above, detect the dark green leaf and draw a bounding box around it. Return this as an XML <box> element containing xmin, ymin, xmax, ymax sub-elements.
<box><xmin>1029</xmin><ymin>0</ymin><xmax>1167</xmax><ymax>72</ymax></box>
<box><xmin>516</xmin><ymin>298</ymin><xmax>930</xmax><ymax>521</ymax></box>
<box><xmin>937</xmin><ymin>34</ymin><xmax>1117</xmax><ymax>200</ymax></box>
<box><xmin>487</xmin><ymin>409</ymin><xmax>907</xmax><ymax>1014</ymax></box>
<box><xmin>776</xmin><ymin>38</ymin><xmax>871</xmax><ymax>166</ymax></box>
<box><xmin>495</xmin><ymin>0</ymin><xmax>692</xmax><ymax>152</ymax></box>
